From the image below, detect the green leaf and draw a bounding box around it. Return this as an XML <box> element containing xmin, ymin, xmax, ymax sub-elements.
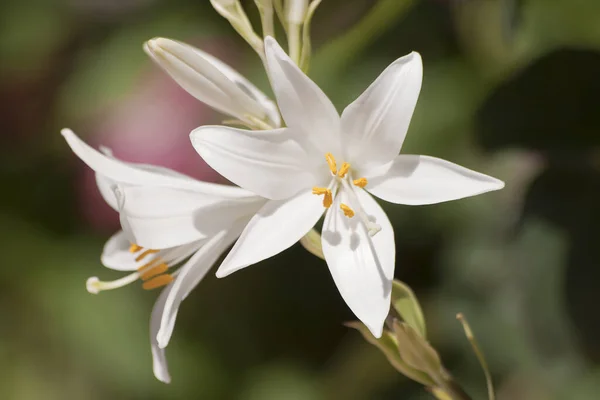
<box><xmin>429</xmin><ymin>388</ymin><xmax>454</xmax><ymax>400</ymax></box>
<box><xmin>392</xmin><ymin>321</ymin><xmax>442</xmax><ymax>378</ymax></box>
<box><xmin>346</xmin><ymin>322</ymin><xmax>435</xmax><ymax>387</ymax></box>
<box><xmin>391</xmin><ymin>280</ymin><xmax>427</xmax><ymax>337</ymax></box>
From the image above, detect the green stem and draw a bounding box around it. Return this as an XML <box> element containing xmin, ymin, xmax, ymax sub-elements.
<box><xmin>439</xmin><ymin>379</ymin><xmax>474</xmax><ymax>400</ymax></box>
<box><xmin>257</xmin><ymin>0</ymin><xmax>275</xmax><ymax>38</ymax></box>
<box><xmin>288</xmin><ymin>23</ymin><xmax>302</xmax><ymax>64</ymax></box>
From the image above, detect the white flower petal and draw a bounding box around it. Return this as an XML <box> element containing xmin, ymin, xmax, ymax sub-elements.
<box><xmin>191</xmin><ymin>125</ymin><xmax>318</xmax><ymax>200</ymax></box>
<box><xmin>150</xmin><ymin>284</ymin><xmax>174</xmax><ymax>383</ymax></box>
<box><xmin>321</xmin><ymin>187</ymin><xmax>395</xmax><ymax>338</ymax></box>
<box><xmin>264</xmin><ymin>37</ymin><xmax>341</xmax><ymax>156</ymax></box>
<box><xmin>100</xmin><ymin>231</ymin><xmax>140</xmax><ymax>271</ymax></box>
<box><xmin>62</xmin><ymin>129</ymin><xmax>248</xmax><ymax>198</ymax></box>
<box><xmin>156</xmin><ymin>227</ymin><xmax>243</xmax><ymax>348</ymax></box>
<box><xmin>145</xmin><ymin>38</ymin><xmax>280</xmax><ymax>127</ymax></box>
<box><xmin>96</xmin><ymin>173</ymin><xmax>119</xmax><ymax>211</ymax></box>
<box><xmin>100</xmin><ymin>230</ymin><xmax>204</xmax><ymax>271</ymax></box>
<box><xmin>367</xmin><ymin>155</ymin><xmax>505</xmax><ymax>205</ymax></box>
<box><xmin>94</xmin><ymin>148</ymin><xmax>195</xmax><ymax>212</ymax></box>
<box><xmin>216</xmin><ymin>189</ymin><xmax>325</xmax><ymax>278</ymax></box>
<box><xmin>115</xmin><ymin>184</ymin><xmax>265</xmax><ymax>249</ymax></box>
<box><xmin>341</xmin><ymin>52</ymin><xmax>423</xmax><ymax>172</ymax></box>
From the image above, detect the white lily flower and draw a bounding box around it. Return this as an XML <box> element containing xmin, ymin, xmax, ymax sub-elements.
<box><xmin>61</xmin><ymin>129</ymin><xmax>266</xmax><ymax>383</ymax></box>
<box><xmin>144</xmin><ymin>38</ymin><xmax>281</xmax><ymax>129</ymax></box>
<box><xmin>190</xmin><ymin>38</ymin><xmax>505</xmax><ymax>338</ymax></box>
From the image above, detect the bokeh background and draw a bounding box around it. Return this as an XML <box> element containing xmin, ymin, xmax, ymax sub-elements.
<box><xmin>2</xmin><ymin>0</ymin><xmax>600</xmax><ymax>398</ymax></box>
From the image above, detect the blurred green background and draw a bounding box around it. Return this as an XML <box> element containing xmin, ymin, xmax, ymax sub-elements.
<box><xmin>2</xmin><ymin>0</ymin><xmax>600</xmax><ymax>399</ymax></box>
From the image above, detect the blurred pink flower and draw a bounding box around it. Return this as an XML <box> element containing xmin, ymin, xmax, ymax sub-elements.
<box><xmin>78</xmin><ymin>39</ymin><xmax>237</xmax><ymax>231</ymax></box>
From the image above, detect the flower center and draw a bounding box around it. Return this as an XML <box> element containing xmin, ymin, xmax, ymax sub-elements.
<box><xmin>312</xmin><ymin>153</ymin><xmax>381</xmax><ymax>237</ymax></box>
<box><xmin>86</xmin><ymin>244</ymin><xmax>175</xmax><ymax>294</ymax></box>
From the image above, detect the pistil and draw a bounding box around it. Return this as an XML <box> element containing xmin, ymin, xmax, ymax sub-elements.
<box><xmin>340</xmin><ymin>179</ymin><xmax>382</xmax><ymax>237</ymax></box>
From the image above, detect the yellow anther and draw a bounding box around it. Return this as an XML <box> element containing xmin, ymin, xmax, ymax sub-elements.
<box><xmin>313</xmin><ymin>187</ymin><xmax>333</xmax><ymax>208</ymax></box>
<box><xmin>323</xmin><ymin>191</ymin><xmax>333</xmax><ymax>208</ymax></box>
<box><xmin>340</xmin><ymin>203</ymin><xmax>355</xmax><ymax>218</ymax></box>
<box><xmin>338</xmin><ymin>162</ymin><xmax>351</xmax><ymax>178</ymax></box>
<box><xmin>142</xmin><ymin>274</ymin><xmax>174</xmax><ymax>290</ymax></box>
<box><xmin>137</xmin><ymin>259</ymin><xmax>158</xmax><ymax>272</ymax></box>
<box><xmin>353</xmin><ymin>177</ymin><xmax>368</xmax><ymax>188</ymax></box>
<box><xmin>140</xmin><ymin>262</ymin><xmax>169</xmax><ymax>281</ymax></box>
<box><xmin>129</xmin><ymin>244</ymin><xmax>143</xmax><ymax>253</ymax></box>
<box><xmin>135</xmin><ymin>249</ymin><xmax>159</xmax><ymax>262</ymax></box>
<box><xmin>325</xmin><ymin>153</ymin><xmax>337</xmax><ymax>175</ymax></box>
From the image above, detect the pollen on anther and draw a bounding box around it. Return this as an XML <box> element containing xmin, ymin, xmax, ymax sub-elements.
<box><xmin>323</xmin><ymin>191</ymin><xmax>333</xmax><ymax>208</ymax></box>
<box><xmin>129</xmin><ymin>244</ymin><xmax>143</xmax><ymax>253</ymax></box>
<box><xmin>338</xmin><ymin>162</ymin><xmax>351</xmax><ymax>178</ymax></box>
<box><xmin>135</xmin><ymin>249</ymin><xmax>160</xmax><ymax>262</ymax></box>
<box><xmin>142</xmin><ymin>274</ymin><xmax>174</xmax><ymax>290</ymax></box>
<box><xmin>313</xmin><ymin>187</ymin><xmax>333</xmax><ymax>208</ymax></box>
<box><xmin>140</xmin><ymin>263</ymin><xmax>169</xmax><ymax>281</ymax></box>
<box><xmin>325</xmin><ymin>153</ymin><xmax>337</xmax><ymax>175</ymax></box>
<box><xmin>353</xmin><ymin>178</ymin><xmax>368</xmax><ymax>188</ymax></box>
<box><xmin>340</xmin><ymin>203</ymin><xmax>355</xmax><ymax>218</ymax></box>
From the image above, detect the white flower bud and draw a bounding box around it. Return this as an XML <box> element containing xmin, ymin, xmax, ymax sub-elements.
<box><xmin>286</xmin><ymin>0</ymin><xmax>308</xmax><ymax>24</ymax></box>
<box><xmin>211</xmin><ymin>0</ymin><xmax>237</xmax><ymax>8</ymax></box>
<box><xmin>144</xmin><ymin>38</ymin><xmax>280</xmax><ymax>128</ymax></box>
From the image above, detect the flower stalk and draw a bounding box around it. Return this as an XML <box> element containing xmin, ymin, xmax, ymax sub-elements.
<box><xmin>255</xmin><ymin>0</ymin><xmax>276</xmax><ymax>38</ymax></box>
<box><xmin>350</xmin><ymin>280</ymin><xmax>496</xmax><ymax>400</ymax></box>
<box><xmin>285</xmin><ymin>0</ymin><xmax>308</xmax><ymax>64</ymax></box>
<box><xmin>210</xmin><ymin>0</ymin><xmax>265</xmax><ymax>56</ymax></box>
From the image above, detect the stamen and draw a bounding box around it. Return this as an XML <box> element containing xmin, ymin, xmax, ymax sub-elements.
<box><xmin>340</xmin><ymin>179</ymin><xmax>382</xmax><ymax>237</ymax></box>
<box><xmin>325</xmin><ymin>153</ymin><xmax>337</xmax><ymax>175</ymax></box>
<box><xmin>353</xmin><ymin>178</ymin><xmax>368</xmax><ymax>188</ymax></box>
<box><xmin>135</xmin><ymin>249</ymin><xmax>159</xmax><ymax>262</ymax></box>
<box><xmin>323</xmin><ymin>191</ymin><xmax>333</xmax><ymax>208</ymax></box>
<box><xmin>312</xmin><ymin>187</ymin><xmax>333</xmax><ymax>208</ymax></box>
<box><xmin>338</xmin><ymin>162</ymin><xmax>351</xmax><ymax>178</ymax></box>
<box><xmin>137</xmin><ymin>259</ymin><xmax>159</xmax><ymax>272</ymax></box>
<box><xmin>142</xmin><ymin>274</ymin><xmax>174</xmax><ymax>290</ymax></box>
<box><xmin>129</xmin><ymin>244</ymin><xmax>143</xmax><ymax>253</ymax></box>
<box><xmin>340</xmin><ymin>203</ymin><xmax>355</xmax><ymax>218</ymax></box>
<box><xmin>140</xmin><ymin>263</ymin><xmax>169</xmax><ymax>281</ymax></box>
